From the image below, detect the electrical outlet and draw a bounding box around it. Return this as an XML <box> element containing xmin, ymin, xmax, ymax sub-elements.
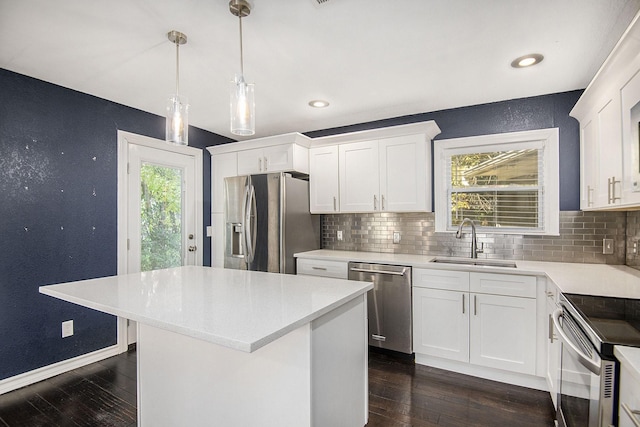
<box><xmin>393</xmin><ymin>231</ymin><xmax>401</xmax><ymax>244</ymax></box>
<box><xmin>62</xmin><ymin>320</ymin><xmax>74</xmax><ymax>338</ymax></box>
<box><xmin>337</xmin><ymin>230</ymin><xmax>343</xmax><ymax>241</ymax></box>
<box><xmin>602</xmin><ymin>238</ymin><xmax>614</xmax><ymax>255</ymax></box>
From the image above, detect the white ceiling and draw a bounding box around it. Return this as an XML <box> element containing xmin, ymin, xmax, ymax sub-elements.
<box><xmin>2</xmin><ymin>0</ymin><xmax>640</xmax><ymax>140</ymax></box>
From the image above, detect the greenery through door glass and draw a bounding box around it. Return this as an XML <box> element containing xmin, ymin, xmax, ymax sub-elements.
<box><xmin>140</xmin><ymin>164</ymin><xmax>183</xmax><ymax>271</ymax></box>
<box><xmin>450</xmin><ymin>149</ymin><xmax>540</xmax><ymax>229</ymax></box>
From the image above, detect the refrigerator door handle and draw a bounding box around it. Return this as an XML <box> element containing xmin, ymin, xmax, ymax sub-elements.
<box><xmin>244</xmin><ymin>184</ymin><xmax>257</xmax><ymax>264</ymax></box>
<box><xmin>241</xmin><ymin>184</ymin><xmax>251</xmax><ymax>264</ymax></box>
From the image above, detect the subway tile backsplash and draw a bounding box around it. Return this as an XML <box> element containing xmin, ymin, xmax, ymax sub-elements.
<box><xmin>322</xmin><ymin>211</ymin><xmax>631</xmax><ymax>266</ymax></box>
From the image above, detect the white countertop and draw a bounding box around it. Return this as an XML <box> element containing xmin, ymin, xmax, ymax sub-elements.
<box><xmin>295</xmin><ymin>250</ymin><xmax>640</xmax><ymax>299</ymax></box>
<box><xmin>39</xmin><ymin>266</ymin><xmax>372</xmax><ymax>353</ymax></box>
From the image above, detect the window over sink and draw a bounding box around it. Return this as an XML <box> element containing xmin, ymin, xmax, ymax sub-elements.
<box><xmin>434</xmin><ymin>128</ymin><xmax>559</xmax><ymax>235</ymax></box>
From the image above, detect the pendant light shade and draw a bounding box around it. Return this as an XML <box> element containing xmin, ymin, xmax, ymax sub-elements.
<box><xmin>229</xmin><ymin>0</ymin><xmax>255</xmax><ymax>136</ymax></box>
<box><xmin>166</xmin><ymin>30</ymin><xmax>189</xmax><ymax>146</ymax></box>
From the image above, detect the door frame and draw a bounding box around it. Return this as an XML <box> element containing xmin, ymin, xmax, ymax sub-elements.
<box><xmin>116</xmin><ymin>130</ymin><xmax>203</xmax><ymax>351</ymax></box>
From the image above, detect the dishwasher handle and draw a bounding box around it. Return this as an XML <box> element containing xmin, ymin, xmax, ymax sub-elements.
<box><xmin>349</xmin><ymin>267</ymin><xmax>408</xmax><ymax>276</ymax></box>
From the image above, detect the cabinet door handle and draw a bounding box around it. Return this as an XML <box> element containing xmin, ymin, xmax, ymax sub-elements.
<box><xmin>462</xmin><ymin>294</ymin><xmax>465</xmax><ymax>314</ymax></box>
<box><xmin>382</xmin><ymin>194</ymin><xmax>385</xmax><ymax>210</ymax></box>
<box><xmin>608</xmin><ymin>176</ymin><xmax>621</xmax><ymax>204</ymax></box>
<box><xmin>548</xmin><ymin>314</ymin><xmax>555</xmax><ymax>343</ymax></box>
<box><xmin>587</xmin><ymin>185</ymin><xmax>593</xmax><ymax>207</ymax></box>
<box><xmin>333</xmin><ymin>196</ymin><xmax>337</xmax><ymax>212</ymax></box>
<box><xmin>264</xmin><ymin>156</ymin><xmax>268</xmax><ymax>171</ymax></box>
<box><xmin>373</xmin><ymin>195</ymin><xmax>378</xmax><ymax>210</ymax></box>
<box><xmin>474</xmin><ymin>295</ymin><xmax>477</xmax><ymax>316</ymax></box>
<box><xmin>312</xmin><ymin>266</ymin><xmax>327</xmax><ymax>271</ymax></box>
<box><xmin>258</xmin><ymin>157</ymin><xmax>262</xmax><ymax>171</ymax></box>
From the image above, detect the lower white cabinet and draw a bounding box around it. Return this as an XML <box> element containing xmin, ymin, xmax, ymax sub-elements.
<box><xmin>296</xmin><ymin>258</ymin><xmax>348</xmax><ymax>279</ymax></box>
<box><xmin>413</xmin><ymin>268</ymin><xmax>537</xmax><ymax>376</ymax></box>
<box><xmin>413</xmin><ymin>287</ymin><xmax>469</xmax><ymax>362</ymax></box>
<box><xmin>545</xmin><ymin>281</ymin><xmax>561</xmax><ymax>409</ymax></box>
<box><xmin>618</xmin><ymin>349</ymin><xmax>640</xmax><ymax>427</ymax></box>
<box><xmin>469</xmin><ymin>292</ymin><xmax>536</xmax><ymax>374</ymax></box>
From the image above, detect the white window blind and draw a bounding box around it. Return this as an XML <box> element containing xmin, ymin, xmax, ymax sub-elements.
<box><xmin>434</xmin><ymin>129</ymin><xmax>559</xmax><ymax>235</ymax></box>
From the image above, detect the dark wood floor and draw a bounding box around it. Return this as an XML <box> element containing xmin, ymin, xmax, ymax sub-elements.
<box><xmin>0</xmin><ymin>348</ymin><xmax>555</xmax><ymax>426</ymax></box>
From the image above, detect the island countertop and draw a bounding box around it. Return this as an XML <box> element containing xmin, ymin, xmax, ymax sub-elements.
<box><xmin>39</xmin><ymin>266</ymin><xmax>373</xmax><ymax>353</ymax></box>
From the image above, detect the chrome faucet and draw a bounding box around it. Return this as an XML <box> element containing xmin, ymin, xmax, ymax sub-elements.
<box><xmin>455</xmin><ymin>218</ymin><xmax>483</xmax><ymax>259</ymax></box>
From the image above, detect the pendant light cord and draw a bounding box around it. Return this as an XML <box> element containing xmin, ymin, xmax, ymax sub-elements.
<box><xmin>175</xmin><ymin>39</ymin><xmax>180</xmax><ymax>96</ymax></box>
<box><xmin>239</xmin><ymin>13</ymin><xmax>244</xmax><ymax>76</ymax></box>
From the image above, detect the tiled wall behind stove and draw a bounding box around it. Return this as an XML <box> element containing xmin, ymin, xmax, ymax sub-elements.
<box><xmin>322</xmin><ymin>211</ymin><xmax>629</xmax><ymax>265</ymax></box>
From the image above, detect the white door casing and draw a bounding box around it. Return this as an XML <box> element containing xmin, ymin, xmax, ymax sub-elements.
<box><xmin>117</xmin><ymin>131</ymin><xmax>203</xmax><ymax>351</ymax></box>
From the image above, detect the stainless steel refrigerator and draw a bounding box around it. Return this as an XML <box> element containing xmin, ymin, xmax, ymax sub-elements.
<box><xmin>224</xmin><ymin>173</ymin><xmax>320</xmax><ymax>274</ymax></box>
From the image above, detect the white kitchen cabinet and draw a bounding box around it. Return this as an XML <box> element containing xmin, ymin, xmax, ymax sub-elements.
<box><xmin>338</xmin><ymin>134</ymin><xmax>429</xmax><ymax>213</ymax></box>
<box><xmin>309</xmin><ymin>146</ymin><xmax>340</xmax><ymax>213</ymax></box>
<box><xmin>580</xmin><ymin>118</ymin><xmax>598</xmax><ymax>209</ymax></box>
<box><xmin>311</xmin><ymin>121</ymin><xmax>440</xmax><ymax>214</ymax></box>
<box><xmin>616</xmin><ymin>347</ymin><xmax>640</xmax><ymax>427</ymax></box>
<box><xmin>469</xmin><ymin>292</ymin><xmax>536</xmax><ymax>375</ymax></box>
<box><xmin>379</xmin><ymin>134</ymin><xmax>429</xmax><ymax>212</ymax></box>
<box><xmin>339</xmin><ymin>140</ymin><xmax>380</xmax><ymax>212</ymax></box>
<box><xmin>572</xmin><ymin>14</ymin><xmax>640</xmax><ymax>210</ymax></box>
<box><xmin>237</xmin><ymin>143</ymin><xmax>308</xmax><ymax>175</ymax></box>
<box><xmin>545</xmin><ymin>281</ymin><xmax>561</xmax><ymax>409</ymax></box>
<box><xmin>296</xmin><ymin>258</ymin><xmax>348</xmax><ymax>279</ymax></box>
<box><xmin>413</xmin><ymin>268</ymin><xmax>537</xmax><ymax>376</ymax></box>
<box><xmin>212</xmin><ymin>152</ymin><xmax>238</xmax><ymax>214</ymax></box>
<box><xmin>413</xmin><ymin>287</ymin><xmax>469</xmax><ymax>362</ymax></box>
<box><xmin>575</xmin><ymin>96</ymin><xmax>623</xmax><ymax>209</ymax></box>
<box><xmin>622</xmin><ymin>68</ymin><xmax>640</xmax><ymax>205</ymax></box>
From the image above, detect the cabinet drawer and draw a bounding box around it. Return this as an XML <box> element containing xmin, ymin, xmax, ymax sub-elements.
<box><xmin>470</xmin><ymin>273</ymin><xmax>536</xmax><ymax>298</ymax></box>
<box><xmin>413</xmin><ymin>268</ymin><xmax>469</xmax><ymax>292</ymax></box>
<box><xmin>296</xmin><ymin>258</ymin><xmax>348</xmax><ymax>279</ymax></box>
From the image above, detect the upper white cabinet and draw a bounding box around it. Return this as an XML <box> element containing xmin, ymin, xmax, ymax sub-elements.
<box><xmin>309</xmin><ymin>145</ymin><xmax>340</xmax><ymax>213</ymax></box>
<box><xmin>208</xmin><ymin>132</ymin><xmax>312</xmax><ymax>178</ymax></box>
<box><xmin>310</xmin><ymin>121</ymin><xmax>441</xmax><ymax>214</ymax></box>
<box><xmin>339</xmin><ymin>135</ymin><xmax>429</xmax><ymax>213</ymax></box>
<box><xmin>572</xmin><ymin>13</ymin><xmax>640</xmax><ymax>210</ymax></box>
<box><xmin>339</xmin><ymin>140</ymin><xmax>381</xmax><ymax>212</ymax></box>
<box><xmin>379</xmin><ymin>134</ymin><xmax>428</xmax><ymax>212</ymax></box>
<box><xmin>237</xmin><ymin>143</ymin><xmax>309</xmax><ymax>175</ymax></box>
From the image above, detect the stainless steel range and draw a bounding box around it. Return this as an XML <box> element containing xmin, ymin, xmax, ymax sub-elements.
<box><xmin>553</xmin><ymin>293</ymin><xmax>640</xmax><ymax>427</ymax></box>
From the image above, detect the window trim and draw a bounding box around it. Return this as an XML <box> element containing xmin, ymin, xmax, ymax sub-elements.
<box><xmin>434</xmin><ymin>128</ymin><xmax>559</xmax><ymax>235</ymax></box>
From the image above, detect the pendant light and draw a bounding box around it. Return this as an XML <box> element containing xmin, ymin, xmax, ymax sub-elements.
<box><xmin>166</xmin><ymin>30</ymin><xmax>189</xmax><ymax>146</ymax></box>
<box><xmin>229</xmin><ymin>0</ymin><xmax>255</xmax><ymax>136</ymax></box>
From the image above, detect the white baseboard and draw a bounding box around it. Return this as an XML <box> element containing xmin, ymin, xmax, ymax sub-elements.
<box><xmin>415</xmin><ymin>353</ymin><xmax>549</xmax><ymax>391</ymax></box>
<box><xmin>0</xmin><ymin>345</ymin><xmax>122</xmax><ymax>395</ymax></box>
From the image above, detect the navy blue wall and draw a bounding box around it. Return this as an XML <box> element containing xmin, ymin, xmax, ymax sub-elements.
<box><xmin>0</xmin><ymin>68</ymin><xmax>232</xmax><ymax>380</ymax></box>
<box><xmin>305</xmin><ymin>90</ymin><xmax>583</xmax><ymax>211</ymax></box>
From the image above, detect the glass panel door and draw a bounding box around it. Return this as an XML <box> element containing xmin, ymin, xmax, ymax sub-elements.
<box><xmin>140</xmin><ymin>163</ymin><xmax>183</xmax><ymax>271</ymax></box>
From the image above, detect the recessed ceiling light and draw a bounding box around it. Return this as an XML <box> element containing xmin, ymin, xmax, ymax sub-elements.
<box><xmin>511</xmin><ymin>53</ymin><xmax>544</xmax><ymax>68</ymax></box>
<box><xmin>308</xmin><ymin>100</ymin><xmax>329</xmax><ymax>108</ymax></box>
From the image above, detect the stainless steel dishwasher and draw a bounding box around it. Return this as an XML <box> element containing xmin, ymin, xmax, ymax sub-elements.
<box><xmin>348</xmin><ymin>262</ymin><xmax>412</xmax><ymax>354</ymax></box>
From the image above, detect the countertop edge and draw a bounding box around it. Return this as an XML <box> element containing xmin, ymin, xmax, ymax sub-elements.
<box><xmin>295</xmin><ymin>250</ymin><xmax>640</xmax><ymax>298</ymax></box>
<box><xmin>40</xmin><ymin>280</ymin><xmax>373</xmax><ymax>353</ymax></box>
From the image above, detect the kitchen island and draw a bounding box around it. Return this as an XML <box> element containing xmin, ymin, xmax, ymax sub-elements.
<box><xmin>39</xmin><ymin>266</ymin><xmax>372</xmax><ymax>427</ymax></box>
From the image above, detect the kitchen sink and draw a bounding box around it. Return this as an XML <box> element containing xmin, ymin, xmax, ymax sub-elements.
<box><xmin>430</xmin><ymin>257</ymin><xmax>517</xmax><ymax>268</ymax></box>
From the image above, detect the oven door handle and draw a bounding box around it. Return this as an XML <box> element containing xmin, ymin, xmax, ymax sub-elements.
<box><xmin>552</xmin><ymin>308</ymin><xmax>601</xmax><ymax>375</ymax></box>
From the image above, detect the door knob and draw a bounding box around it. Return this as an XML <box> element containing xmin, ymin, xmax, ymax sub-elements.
<box><xmin>188</xmin><ymin>246</ymin><xmax>197</xmax><ymax>252</ymax></box>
